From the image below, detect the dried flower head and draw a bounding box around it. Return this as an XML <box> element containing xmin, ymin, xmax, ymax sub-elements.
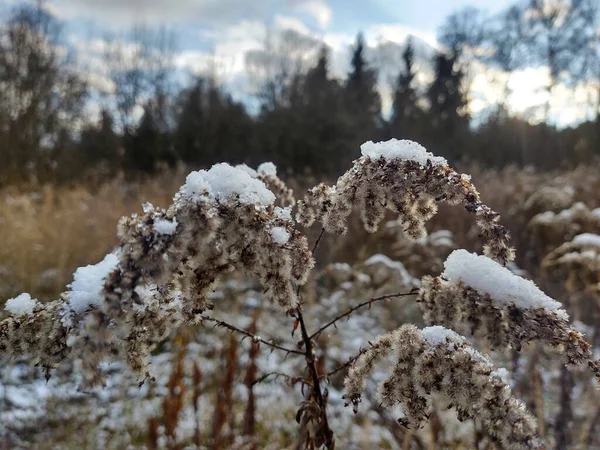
<box><xmin>419</xmin><ymin>250</ymin><xmax>596</xmax><ymax>374</ymax></box>
<box><xmin>542</xmin><ymin>233</ymin><xmax>600</xmax><ymax>293</ymax></box>
<box><xmin>344</xmin><ymin>324</ymin><xmax>542</xmax><ymax>450</ymax></box>
<box><xmin>528</xmin><ymin>203</ymin><xmax>600</xmax><ymax>257</ymax></box>
<box><xmin>297</xmin><ymin>139</ymin><xmax>514</xmax><ymax>263</ymax></box>
<box><xmin>523</xmin><ymin>185</ymin><xmax>576</xmax><ymax>218</ymax></box>
<box><xmin>1</xmin><ymin>162</ymin><xmax>312</xmax><ymax>387</ymax></box>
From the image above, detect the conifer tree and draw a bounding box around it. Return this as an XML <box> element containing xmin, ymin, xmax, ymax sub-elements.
<box><xmin>344</xmin><ymin>33</ymin><xmax>382</xmax><ymax>148</ymax></box>
<box><xmin>425</xmin><ymin>50</ymin><xmax>470</xmax><ymax>163</ymax></box>
<box><xmin>389</xmin><ymin>38</ymin><xmax>423</xmax><ymax>141</ymax></box>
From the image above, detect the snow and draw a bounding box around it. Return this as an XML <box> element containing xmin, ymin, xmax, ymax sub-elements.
<box><xmin>274</xmin><ymin>206</ymin><xmax>293</xmax><ymax>221</ymax></box>
<box><xmin>183</xmin><ymin>163</ymin><xmax>275</xmax><ymax>206</ymax></box>
<box><xmin>491</xmin><ymin>368</ymin><xmax>510</xmax><ymax>384</ymax></box>
<box><xmin>235</xmin><ymin>164</ymin><xmax>258</xmax><ymax>178</ymax></box>
<box><xmin>4</xmin><ymin>293</ymin><xmax>38</xmax><ymax>316</ymax></box>
<box><xmin>270</xmin><ymin>227</ymin><xmax>291</xmax><ymax>245</ymax></box>
<box><xmin>534</xmin><ymin>211</ymin><xmax>555</xmax><ymax>223</ymax></box>
<box><xmin>442</xmin><ymin>250</ymin><xmax>568</xmax><ymax>319</ymax></box>
<box><xmin>421</xmin><ymin>325</ymin><xmax>463</xmax><ymax>347</ymax></box>
<box><xmin>572</xmin><ymin>233</ymin><xmax>600</xmax><ymax>247</ymax></box>
<box><xmin>330</xmin><ymin>262</ymin><xmax>352</xmax><ymax>272</ymax></box>
<box><xmin>68</xmin><ymin>253</ymin><xmax>120</xmax><ymax>314</ymax></box>
<box><xmin>154</xmin><ymin>218</ymin><xmax>178</xmax><ymax>235</ymax></box>
<box><xmin>257</xmin><ymin>162</ymin><xmax>277</xmax><ymax>176</ymax></box>
<box><xmin>360</xmin><ymin>139</ymin><xmax>448</xmax><ymax>167</ymax></box>
<box><xmin>365</xmin><ymin>254</ymin><xmax>403</xmax><ymax>269</ymax></box>
<box><xmin>364</xmin><ymin>254</ymin><xmax>414</xmax><ymax>287</ymax></box>
<box><xmin>592</xmin><ymin>208</ymin><xmax>600</xmax><ymax>218</ymax></box>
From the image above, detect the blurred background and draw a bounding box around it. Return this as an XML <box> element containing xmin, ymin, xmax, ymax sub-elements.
<box><xmin>1</xmin><ymin>0</ymin><xmax>600</xmax><ymax>186</ymax></box>
<box><xmin>2</xmin><ymin>0</ymin><xmax>600</xmax><ymax>448</ymax></box>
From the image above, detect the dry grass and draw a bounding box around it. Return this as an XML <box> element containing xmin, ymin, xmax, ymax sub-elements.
<box><xmin>2</xmin><ymin>162</ymin><xmax>599</xmax><ymax>303</ymax></box>
<box><xmin>0</xmin><ymin>170</ymin><xmax>186</xmax><ymax>302</ymax></box>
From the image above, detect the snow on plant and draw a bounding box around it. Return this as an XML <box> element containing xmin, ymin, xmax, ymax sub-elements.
<box><xmin>528</xmin><ymin>202</ymin><xmax>600</xmax><ymax>256</ymax></box>
<box><xmin>542</xmin><ymin>233</ymin><xmax>600</xmax><ymax>293</ymax></box>
<box><xmin>296</xmin><ymin>138</ymin><xmax>514</xmax><ymax>264</ymax></box>
<box><xmin>343</xmin><ymin>325</ymin><xmax>542</xmax><ymax>449</ymax></box>
<box><xmin>1</xmin><ymin>139</ymin><xmax>599</xmax><ymax>449</ymax></box>
<box><xmin>418</xmin><ymin>251</ymin><xmax>596</xmax><ymax>369</ymax></box>
<box><xmin>541</xmin><ymin>232</ymin><xmax>600</xmax><ymax>334</ymax></box>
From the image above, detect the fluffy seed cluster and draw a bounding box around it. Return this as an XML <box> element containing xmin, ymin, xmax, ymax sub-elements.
<box><xmin>542</xmin><ymin>233</ymin><xmax>600</xmax><ymax>293</ymax></box>
<box><xmin>528</xmin><ymin>202</ymin><xmax>600</xmax><ymax>255</ymax></box>
<box><xmin>344</xmin><ymin>325</ymin><xmax>542</xmax><ymax>450</ymax></box>
<box><xmin>387</xmin><ymin>225</ymin><xmax>456</xmax><ymax>277</ymax></box>
<box><xmin>0</xmin><ymin>163</ymin><xmax>312</xmax><ymax>387</ymax></box>
<box><xmin>418</xmin><ymin>251</ymin><xmax>596</xmax><ymax>374</ymax></box>
<box><xmin>296</xmin><ymin>139</ymin><xmax>514</xmax><ymax>264</ymax></box>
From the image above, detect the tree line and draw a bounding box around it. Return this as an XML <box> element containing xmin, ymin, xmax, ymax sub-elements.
<box><xmin>1</xmin><ymin>1</ymin><xmax>600</xmax><ymax>186</ymax></box>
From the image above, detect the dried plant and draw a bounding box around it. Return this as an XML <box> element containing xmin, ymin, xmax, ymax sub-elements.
<box><xmin>418</xmin><ymin>250</ymin><xmax>596</xmax><ymax>372</ymax></box>
<box><xmin>296</xmin><ymin>140</ymin><xmax>514</xmax><ymax>264</ymax></box>
<box><xmin>528</xmin><ymin>202</ymin><xmax>600</xmax><ymax>259</ymax></box>
<box><xmin>343</xmin><ymin>325</ymin><xmax>541</xmax><ymax>450</ymax></box>
<box><xmin>541</xmin><ymin>233</ymin><xmax>600</xmax><ymax>294</ymax></box>
<box><xmin>2</xmin><ymin>139</ymin><xmax>599</xmax><ymax>449</ymax></box>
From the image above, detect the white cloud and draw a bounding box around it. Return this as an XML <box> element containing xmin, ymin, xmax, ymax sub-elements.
<box><xmin>274</xmin><ymin>14</ymin><xmax>312</xmax><ymax>35</ymax></box>
<box><xmin>468</xmin><ymin>63</ymin><xmax>598</xmax><ymax>126</ymax></box>
<box><xmin>288</xmin><ymin>0</ymin><xmax>332</xmax><ymax>29</ymax></box>
<box><xmin>366</xmin><ymin>23</ymin><xmax>438</xmax><ymax>50</ymax></box>
<box><xmin>50</xmin><ymin>0</ymin><xmax>275</xmax><ymax>27</ymax></box>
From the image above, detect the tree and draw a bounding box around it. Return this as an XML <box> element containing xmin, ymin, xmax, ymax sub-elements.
<box><xmin>103</xmin><ymin>25</ymin><xmax>176</xmax><ymax>134</ymax></box>
<box><xmin>294</xmin><ymin>46</ymin><xmax>349</xmax><ymax>174</ymax></box>
<box><xmin>389</xmin><ymin>39</ymin><xmax>423</xmax><ymax>141</ymax></box>
<box><xmin>0</xmin><ymin>3</ymin><xmax>86</xmax><ymax>185</ymax></box>
<box><xmin>78</xmin><ymin>109</ymin><xmax>122</xmax><ymax>176</ymax></box>
<box><xmin>174</xmin><ymin>77</ymin><xmax>255</xmax><ymax>168</ymax></box>
<box><xmin>425</xmin><ymin>51</ymin><xmax>470</xmax><ymax>163</ymax></box>
<box><xmin>525</xmin><ymin>0</ymin><xmax>595</xmax><ymax>121</ymax></box>
<box><xmin>344</xmin><ymin>33</ymin><xmax>382</xmax><ymax>147</ymax></box>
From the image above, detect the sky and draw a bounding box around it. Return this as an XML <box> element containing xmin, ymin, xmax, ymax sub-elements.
<box><xmin>1</xmin><ymin>0</ymin><xmax>596</xmax><ymax>126</ymax></box>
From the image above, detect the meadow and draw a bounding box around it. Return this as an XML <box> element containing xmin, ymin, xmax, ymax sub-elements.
<box><xmin>1</xmin><ymin>150</ymin><xmax>600</xmax><ymax>449</ymax></box>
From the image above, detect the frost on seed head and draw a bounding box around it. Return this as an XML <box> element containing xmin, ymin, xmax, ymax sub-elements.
<box><xmin>344</xmin><ymin>325</ymin><xmax>542</xmax><ymax>450</ymax></box>
<box><xmin>297</xmin><ymin>139</ymin><xmax>514</xmax><ymax>264</ymax></box>
<box><xmin>68</xmin><ymin>253</ymin><xmax>120</xmax><ymax>315</ymax></box>
<box><xmin>0</xmin><ymin>160</ymin><xmax>312</xmax><ymax>388</ymax></box>
<box><xmin>360</xmin><ymin>139</ymin><xmax>448</xmax><ymax>167</ymax></box>
<box><xmin>419</xmin><ymin>251</ymin><xmax>597</xmax><ymax>374</ymax></box>
<box><xmin>182</xmin><ymin>163</ymin><xmax>276</xmax><ymax>206</ymax></box>
<box><xmin>5</xmin><ymin>293</ymin><xmax>38</xmax><ymax>316</ymax></box>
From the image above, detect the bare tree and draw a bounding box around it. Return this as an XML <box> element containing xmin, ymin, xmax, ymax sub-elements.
<box><xmin>525</xmin><ymin>0</ymin><xmax>595</xmax><ymax>121</ymax></box>
<box><xmin>103</xmin><ymin>24</ymin><xmax>177</xmax><ymax>134</ymax></box>
<box><xmin>245</xmin><ymin>26</ymin><xmax>320</xmax><ymax>110</ymax></box>
<box><xmin>0</xmin><ymin>2</ymin><xmax>86</xmax><ymax>184</ymax></box>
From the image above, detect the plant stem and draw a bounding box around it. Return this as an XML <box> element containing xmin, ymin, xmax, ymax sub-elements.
<box><xmin>310</xmin><ymin>290</ymin><xmax>417</xmax><ymax>341</ymax></box>
<box><xmin>200</xmin><ymin>316</ymin><xmax>304</xmax><ymax>355</ymax></box>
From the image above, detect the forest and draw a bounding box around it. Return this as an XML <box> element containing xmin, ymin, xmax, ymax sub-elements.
<box><xmin>1</xmin><ymin>0</ymin><xmax>600</xmax><ymax>187</ymax></box>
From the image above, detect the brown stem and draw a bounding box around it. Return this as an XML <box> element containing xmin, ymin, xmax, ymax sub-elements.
<box><xmin>252</xmin><ymin>371</ymin><xmax>310</xmax><ymax>387</ymax></box>
<box><xmin>311</xmin><ymin>227</ymin><xmax>325</xmax><ymax>255</ymax></box>
<box><xmin>310</xmin><ymin>290</ymin><xmax>417</xmax><ymax>341</ymax></box>
<box><xmin>292</xmin><ymin>226</ymin><xmax>334</xmax><ymax>447</ymax></box>
<box><xmin>200</xmin><ymin>315</ymin><xmax>304</xmax><ymax>355</ymax></box>
<box><xmin>294</xmin><ymin>303</ymin><xmax>334</xmax><ymax>448</ymax></box>
<box><xmin>323</xmin><ymin>344</ymin><xmax>379</xmax><ymax>380</ymax></box>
